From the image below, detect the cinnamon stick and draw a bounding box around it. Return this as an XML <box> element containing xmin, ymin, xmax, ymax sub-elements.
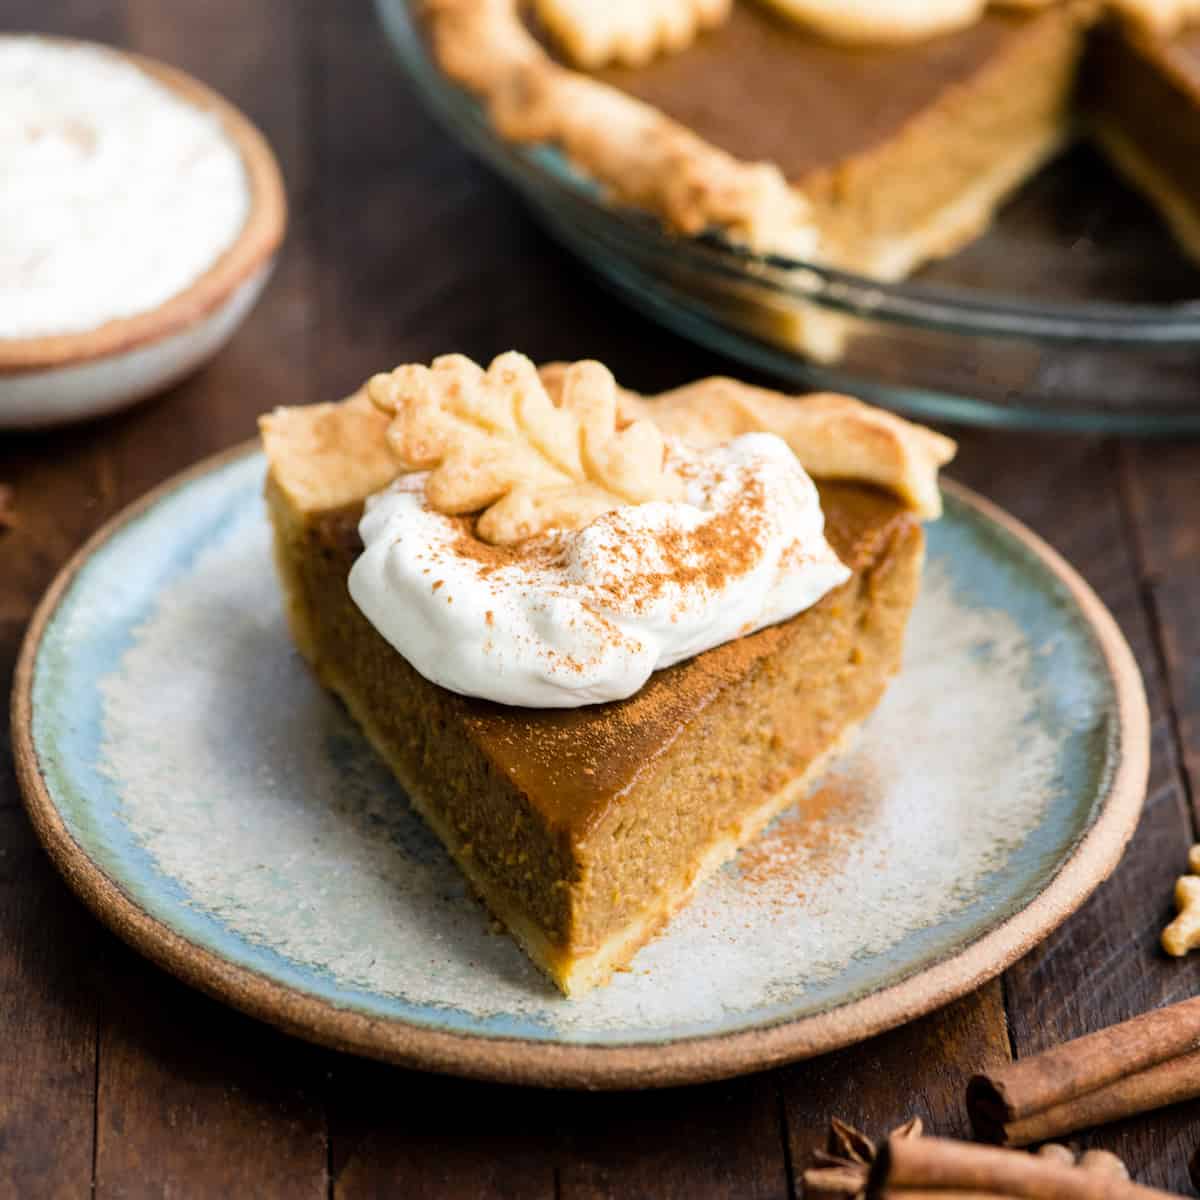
<box><xmin>967</xmin><ymin>997</ymin><xmax>1200</xmax><ymax>1146</ymax></box>
<box><xmin>868</xmin><ymin>1135</ymin><xmax>1178</xmax><ymax>1200</ymax></box>
<box><xmin>991</xmin><ymin>1049</ymin><xmax>1200</xmax><ymax>1146</ymax></box>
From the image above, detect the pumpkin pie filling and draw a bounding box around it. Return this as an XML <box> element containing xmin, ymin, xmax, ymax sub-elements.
<box><xmin>260</xmin><ymin>364</ymin><xmax>953</xmax><ymax>994</ymax></box>
<box><xmin>588</xmin><ymin>3</ymin><xmax>1091</xmax><ymax>275</ymax></box>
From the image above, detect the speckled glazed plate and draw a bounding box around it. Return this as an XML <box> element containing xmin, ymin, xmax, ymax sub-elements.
<box><xmin>13</xmin><ymin>446</ymin><xmax>1148</xmax><ymax>1089</ymax></box>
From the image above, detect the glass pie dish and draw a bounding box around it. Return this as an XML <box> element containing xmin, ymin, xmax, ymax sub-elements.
<box><xmin>376</xmin><ymin>0</ymin><xmax>1200</xmax><ymax>433</ymax></box>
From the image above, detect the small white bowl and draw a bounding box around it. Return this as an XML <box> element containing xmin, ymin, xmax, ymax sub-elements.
<box><xmin>0</xmin><ymin>39</ymin><xmax>287</xmax><ymax>430</ymax></box>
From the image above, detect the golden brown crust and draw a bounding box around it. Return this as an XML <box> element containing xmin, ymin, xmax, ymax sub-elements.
<box><xmin>544</xmin><ymin>364</ymin><xmax>958</xmax><ymax>518</ymax></box>
<box><xmin>366</xmin><ymin>352</ymin><xmax>685</xmax><ymax>543</ymax></box>
<box><xmin>0</xmin><ymin>37</ymin><xmax>286</xmax><ymax>373</ymax></box>
<box><xmin>633</xmin><ymin>381</ymin><xmax>956</xmax><ymax>519</ymax></box>
<box><xmin>262</xmin><ymin>363</ymin><xmax>956</xmax><ymax>523</ymax></box>
<box><xmin>421</xmin><ymin>0</ymin><xmax>819</xmax><ymax>255</ymax></box>
<box><xmin>259</xmin><ymin>391</ymin><xmax>396</xmax><ymax>515</ymax></box>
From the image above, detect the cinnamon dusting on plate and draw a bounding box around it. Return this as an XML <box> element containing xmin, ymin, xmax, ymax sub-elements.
<box><xmin>739</xmin><ymin>771</ymin><xmax>877</xmax><ymax>907</ymax></box>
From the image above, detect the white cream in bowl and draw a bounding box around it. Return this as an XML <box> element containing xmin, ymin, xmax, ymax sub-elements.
<box><xmin>0</xmin><ymin>36</ymin><xmax>283</xmax><ymax>428</ymax></box>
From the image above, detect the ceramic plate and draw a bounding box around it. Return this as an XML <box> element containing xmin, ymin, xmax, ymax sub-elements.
<box><xmin>13</xmin><ymin>447</ymin><xmax>1148</xmax><ymax>1088</ymax></box>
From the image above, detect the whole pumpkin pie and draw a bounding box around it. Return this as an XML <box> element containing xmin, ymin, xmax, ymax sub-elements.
<box><xmin>420</xmin><ymin>0</ymin><xmax>1200</xmax><ymax>278</ymax></box>
<box><xmin>260</xmin><ymin>353</ymin><xmax>954</xmax><ymax>994</ymax></box>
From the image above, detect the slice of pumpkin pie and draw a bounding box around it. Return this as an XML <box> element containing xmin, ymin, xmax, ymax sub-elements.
<box><xmin>259</xmin><ymin>354</ymin><xmax>954</xmax><ymax>995</ymax></box>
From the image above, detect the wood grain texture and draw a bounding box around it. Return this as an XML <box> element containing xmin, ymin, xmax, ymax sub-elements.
<box><xmin>952</xmin><ymin>432</ymin><xmax>1200</xmax><ymax>1194</ymax></box>
<box><xmin>0</xmin><ymin>806</ymin><xmax>98</xmax><ymax>1199</ymax></box>
<box><xmin>329</xmin><ymin>1048</ymin><xmax>787</xmax><ymax>1199</ymax></box>
<box><xmin>93</xmin><ymin>945</ymin><xmax>328</xmax><ymax>1200</ymax></box>
<box><xmin>557</xmin><ymin>1074</ymin><xmax>789</xmax><ymax>1200</ymax></box>
<box><xmin>781</xmin><ymin>984</ymin><xmax>1011</xmax><ymax>1169</ymax></box>
<box><xmin>329</xmin><ymin>1062</ymin><xmax>558</xmax><ymax>1199</ymax></box>
<box><xmin>0</xmin><ymin>10</ymin><xmax>126</xmax><ymax>1195</ymax></box>
<box><xmin>1119</xmin><ymin>443</ymin><xmax>1200</xmax><ymax>816</ymax></box>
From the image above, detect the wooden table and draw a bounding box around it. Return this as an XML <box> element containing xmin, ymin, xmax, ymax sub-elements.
<box><xmin>4</xmin><ymin>2</ymin><xmax>1200</xmax><ymax>1195</ymax></box>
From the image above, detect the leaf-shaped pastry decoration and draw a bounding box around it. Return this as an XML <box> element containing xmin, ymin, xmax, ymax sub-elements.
<box><xmin>367</xmin><ymin>352</ymin><xmax>684</xmax><ymax>545</ymax></box>
<box><xmin>540</xmin><ymin>365</ymin><xmax>956</xmax><ymax>520</ymax></box>
<box><xmin>535</xmin><ymin>0</ymin><xmax>731</xmax><ymax>69</ymax></box>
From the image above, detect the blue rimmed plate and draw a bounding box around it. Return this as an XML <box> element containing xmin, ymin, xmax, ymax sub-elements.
<box><xmin>13</xmin><ymin>446</ymin><xmax>1148</xmax><ymax>1088</ymax></box>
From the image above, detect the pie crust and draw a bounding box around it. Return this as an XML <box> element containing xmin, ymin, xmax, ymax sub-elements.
<box><xmin>260</xmin><ymin>370</ymin><xmax>953</xmax><ymax>993</ymax></box>
<box><xmin>423</xmin><ymin>0</ymin><xmax>818</xmax><ymax>256</ymax></box>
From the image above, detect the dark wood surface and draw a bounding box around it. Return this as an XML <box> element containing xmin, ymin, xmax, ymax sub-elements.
<box><xmin>3</xmin><ymin>2</ymin><xmax>1199</xmax><ymax>1196</ymax></box>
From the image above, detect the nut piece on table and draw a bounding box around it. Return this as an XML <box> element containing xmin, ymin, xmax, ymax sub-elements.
<box><xmin>1162</xmin><ymin>874</ymin><xmax>1200</xmax><ymax>957</ymax></box>
<box><xmin>1077</xmin><ymin>1149</ymin><xmax>1131</xmax><ymax>1179</ymax></box>
<box><xmin>1038</xmin><ymin>1144</ymin><xmax>1129</xmax><ymax>1178</ymax></box>
<box><xmin>367</xmin><ymin>352</ymin><xmax>684</xmax><ymax>546</ymax></box>
<box><xmin>535</xmin><ymin>0</ymin><xmax>731</xmax><ymax>69</ymax></box>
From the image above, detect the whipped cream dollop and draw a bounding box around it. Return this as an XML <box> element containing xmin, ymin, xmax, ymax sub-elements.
<box><xmin>350</xmin><ymin>433</ymin><xmax>850</xmax><ymax>709</ymax></box>
<box><xmin>0</xmin><ymin>38</ymin><xmax>249</xmax><ymax>339</ymax></box>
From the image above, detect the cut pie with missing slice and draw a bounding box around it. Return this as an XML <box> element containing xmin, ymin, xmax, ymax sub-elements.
<box><xmin>420</xmin><ymin>1</ymin><xmax>1200</xmax><ymax>280</ymax></box>
<box><xmin>260</xmin><ymin>360</ymin><xmax>954</xmax><ymax>995</ymax></box>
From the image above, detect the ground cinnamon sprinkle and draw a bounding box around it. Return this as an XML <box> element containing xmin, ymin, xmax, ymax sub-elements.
<box><xmin>448</xmin><ymin>518</ymin><xmax>567</xmax><ymax>578</ymax></box>
<box><xmin>441</xmin><ymin>459</ymin><xmax>769</xmax><ymax>606</ymax></box>
<box><xmin>589</xmin><ymin>473</ymin><xmax>768</xmax><ymax>612</ymax></box>
<box><xmin>426</xmin><ymin>448</ymin><xmax>801</xmax><ymax>681</ymax></box>
<box><xmin>739</xmin><ymin>772</ymin><xmax>877</xmax><ymax>908</ymax></box>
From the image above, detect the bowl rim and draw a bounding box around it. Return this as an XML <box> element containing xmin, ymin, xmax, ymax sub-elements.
<box><xmin>0</xmin><ymin>35</ymin><xmax>287</xmax><ymax>374</ymax></box>
<box><xmin>378</xmin><ymin>0</ymin><xmax>1200</xmax><ymax>348</ymax></box>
